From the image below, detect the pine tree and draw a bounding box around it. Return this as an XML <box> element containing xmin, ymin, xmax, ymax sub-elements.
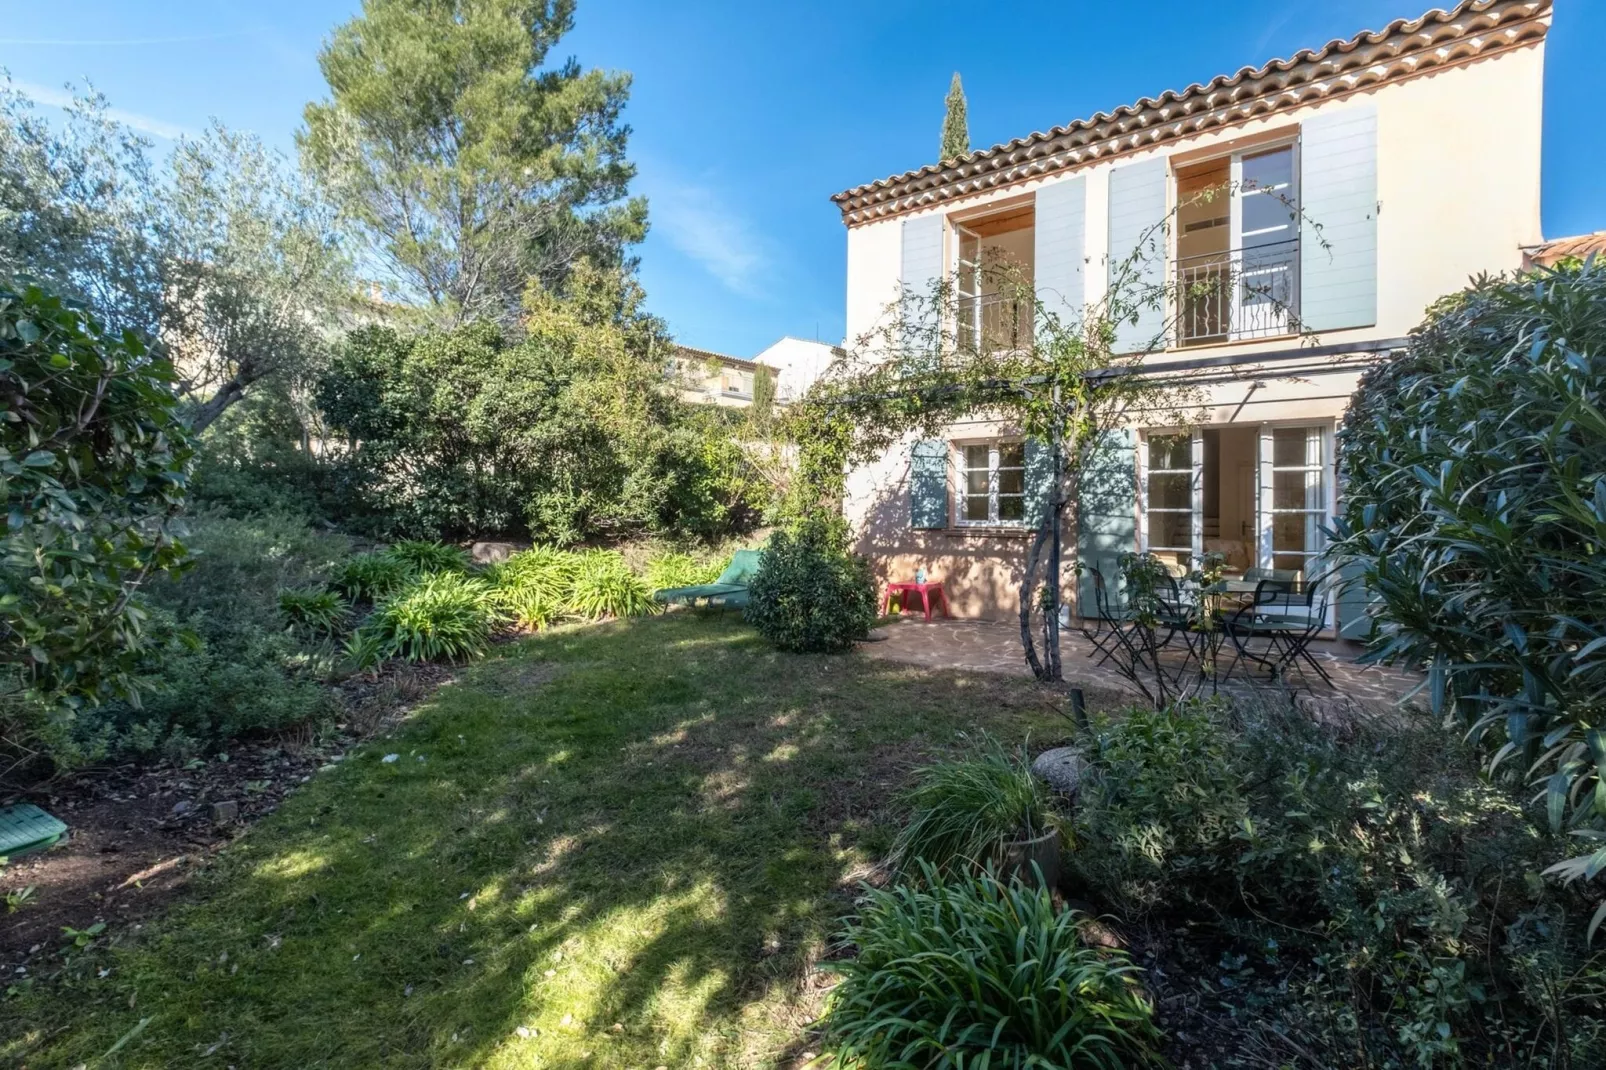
<box><xmin>941</xmin><ymin>73</ymin><xmax>970</xmax><ymax>161</ymax></box>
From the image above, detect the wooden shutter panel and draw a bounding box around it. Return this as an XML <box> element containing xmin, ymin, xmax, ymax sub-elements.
<box><xmin>900</xmin><ymin>215</ymin><xmax>944</xmax><ymax>353</ymax></box>
<box><xmin>1076</xmin><ymin>430</ymin><xmax>1138</xmax><ymax>616</ymax></box>
<box><xmin>1107</xmin><ymin>158</ymin><xmax>1169</xmax><ymax>354</ymax></box>
<box><xmin>1300</xmin><ymin>103</ymin><xmax>1378</xmax><ymax>332</ymax></box>
<box><xmin>1034</xmin><ymin>176</ymin><xmax>1087</xmax><ymax>325</ymax></box>
<box><xmin>1024</xmin><ymin>437</ymin><xmax>1055</xmax><ymax>529</ymax></box>
<box><xmin>910</xmin><ymin>439</ymin><xmax>948</xmax><ymax>529</ymax></box>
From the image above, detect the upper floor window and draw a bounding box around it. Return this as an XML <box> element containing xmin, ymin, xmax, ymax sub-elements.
<box><xmin>1175</xmin><ymin>143</ymin><xmax>1299</xmax><ymax>347</ymax></box>
<box><xmin>958</xmin><ymin>441</ymin><xmax>1026</xmax><ymax>525</ymax></box>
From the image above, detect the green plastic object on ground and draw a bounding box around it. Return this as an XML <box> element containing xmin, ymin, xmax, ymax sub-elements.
<box><xmin>0</xmin><ymin>802</ymin><xmax>67</xmax><ymax>859</ymax></box>
<box><xmin>654</xmin><ymin>549</ymin><xmax>762</xmax><ymax>609</ymax></box>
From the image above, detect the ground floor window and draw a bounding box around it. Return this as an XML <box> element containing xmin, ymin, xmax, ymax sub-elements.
<box><xmin>958</xmin><ymin>441</ymin><xmax>1026</xmax><ymax>525</ymax></box>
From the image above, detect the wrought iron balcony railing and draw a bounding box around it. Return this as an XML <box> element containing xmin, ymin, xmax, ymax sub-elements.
<box><xmin>1175</xmin><ymin>239</ymin><xmax>1298</xmax><ymax>347</ymax></box>
<box><xmin>956</xmin><ymin>290</ymin><xmax>1034</xmax><ymax>353</ymax></box>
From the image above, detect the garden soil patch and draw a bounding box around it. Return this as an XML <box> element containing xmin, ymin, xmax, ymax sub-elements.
<box><xmin>0</xmin><ymin>662</ymin><xmax>453</xmax><ymax>977</ymax></box>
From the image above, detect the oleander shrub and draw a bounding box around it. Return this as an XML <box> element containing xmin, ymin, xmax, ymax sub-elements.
<box><xmin>330</xmin><ymin>550</ymin><xmax>416</xmax><ymax>602</ymax></box>
<box><xmin>891</xmin><ymin>737</ymin><xmax>1056</xmax><ymax>880</ymax></box>
<box><xmin>365</xmin><ymin>571</ymin><xmax>502</xmax><ymax>662</ymax></box>
<box><xmin>1330</xmin><ymin>263</ymin><xmax>1606</xmax><ymax>850</ymax></box>
<box><xmin>277</xmin><ymin>587</ymin><xmax>349</xmax><ymax>637</ymax></box>
<box><xmin>822</xmin><ymin>865</ymin><xmax>1163</xmax><ymax>1069</ymax></box>
<box><xmin>744</xmin><ymin>516</ymin><xmax>876</xmax><ymax>653</ymax></box>
<box><xmin>384</xmin><ymin>539</ymin><xmax>469</xmax><ymax>575</ymax></box>
<box><xmin>566</xmin><ymin>550</ymin><xmax>657</xmax><ymax>620</ymax></box>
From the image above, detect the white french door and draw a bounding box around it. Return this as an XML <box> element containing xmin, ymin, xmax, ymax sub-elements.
<box><xmin>1139</xmin><ymin>429</ymin><xmax>1203</xmax><ymax>574</ymax></box>
<box><xmin>1228</xmin><ymin>144</ymin><xmax>1299</xmax><ymax>339</ymax></box>
<box><xmin>954</xmin><ymin>224</ymin><xmax>983</xmax><ymax>350</ymax></box>
<box><xmin>1255</xmin><ymin>424</ymin><xmax>1332</xmax><ymax>583</ymax></box>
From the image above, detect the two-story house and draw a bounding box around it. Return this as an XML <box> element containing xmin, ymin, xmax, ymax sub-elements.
<box><xmin>831</xmin><ymin>0</ymin><xmax>1549</xmax><ymax>636</ymax></box>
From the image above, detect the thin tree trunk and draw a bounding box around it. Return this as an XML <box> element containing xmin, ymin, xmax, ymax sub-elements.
<box><xmin>188</xmin><ymin>378</ymin><xmax>247</xmax><ymax>435</ymax></box>
<box><xmin>1019</xmin><ymin>511</ymin><xmax>1052</xmax><ymax>680</ymax></box>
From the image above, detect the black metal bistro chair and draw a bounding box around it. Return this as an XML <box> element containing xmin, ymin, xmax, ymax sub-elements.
<box><xmin>1080</xmin><ymin>566</ymin><xmax>1136</xmax><ymax>668</ymax></box>
<box><xmin>1224</xmin><ymin>575</ymin><xmax>1334</xmax><ymax>686</ymax></box>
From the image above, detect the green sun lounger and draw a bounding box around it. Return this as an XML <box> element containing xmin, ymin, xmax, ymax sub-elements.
<box><xmin>654</xmin><ymin>549</ymin><xmax>762</xmax><ymax>609</ymax></box>
<box><xmin>0</xmin><ymin>802</ymin><xmax>67</xmax><ymax>859</ymax></box>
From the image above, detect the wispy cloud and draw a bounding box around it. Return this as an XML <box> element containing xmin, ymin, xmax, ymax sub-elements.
<box><xmin>9</xmin><ymin>79</ymin><xmax>194</xmax><ymax>141</ymax></box>
<box><xmin>649</xmin><ymin>178</ymin><xmax>772</xmax><ymax>299</ymax></box>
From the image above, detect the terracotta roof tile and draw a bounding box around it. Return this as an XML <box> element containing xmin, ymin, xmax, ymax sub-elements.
<box><xmin>1525</xmin><ymin>232</ymin><xmax>1606</xmax><ymax>267</ymax></box>
<box><xmin>831</xmin><ymin>0</ymin><xmax>1551</xmax><ymax>225</ymax></box>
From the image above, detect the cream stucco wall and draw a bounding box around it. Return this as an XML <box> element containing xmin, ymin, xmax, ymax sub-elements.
<box><xmin>838</xmin><ymin>40</ymin><xmax>1546</xmax><ymax>621</ymax></box>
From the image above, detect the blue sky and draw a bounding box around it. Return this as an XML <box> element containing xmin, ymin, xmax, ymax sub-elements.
<box><xmin>3</xmin><ymin>1</ymin><xmax>1601</xmax><ymax>356</ymax></box>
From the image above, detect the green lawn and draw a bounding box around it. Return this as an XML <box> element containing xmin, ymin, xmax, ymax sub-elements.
<box><xmin>4</xmin><ymin>616</ymin><xmax>1085</xmax><ymax>1068</ymax></box>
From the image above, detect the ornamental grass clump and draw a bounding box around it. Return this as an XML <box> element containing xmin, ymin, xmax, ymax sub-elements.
<box><xmin>329</xmin><ymin>550</ymin><xmax>416</xmax><ymax>603</ymax></box>
<box><xmin>383</xmin><ymin>539</ymin><xmax>469</xmax><ymax>574</ymax></box>
<box><xmin>644</xmin><ymin>550</ymin><xmax>724</xmax><ymax>592</ymax></box>
<box><xmin>822</xmin><ymin>865</ymin><xmax>1163</xmax><ymax>1069</ymax></box>
<box><xmin>365</xmin><ymin>572</ymin><xmax>503</xmax><ymax>662</ymax></box>
<box><xmin>566</xmin><ymin>550</ymin><xmax>658</xmax><ymax>620</ymax></box>
<box><xmin>276</xmin><ymin>587</ymin><xmax>349</xmax><ymax>638</ymax></box>
<box><xmin>890</xmin><ymin>737</ymin><xmax>1056</xmax><ymax>880</ymax></box>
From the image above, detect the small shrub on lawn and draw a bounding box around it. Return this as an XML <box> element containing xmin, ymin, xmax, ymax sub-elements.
<box><xmin>277</xmin><ymin>588</ymin><xmax>349</xmax><ymax>637</ymax></box>
<box><xmin>330</xmin><ymin>550</ymin><xmax>416</xmax><ymax>602</ymax></box>
<box><xmin>384</xmin><ymin>539</ymin><xmax>470</xmax><ymax>574</ymax></box>
<box><xmin>744</xmin><ymin>516</ymin><xmax>876</xmax><ymax>653</ymax></box>
<box><xmin>891</xmin><ymin>736</ymin><xmax>1056</xmax><ymax>880</ymax></box>
<box><xmin>366</xmin><ymin>572</ymin><xmax>503</xmax><ymax>662</ymax></box>
<box><xmin>823</xmin><ymin>865</ymin><xmax>1163</xmax><ymax>1069</ymax></box>
<box><xmin>566</xmin><ymin>550</ymin><xmax>658</xmax><ymax>620</ymax></box>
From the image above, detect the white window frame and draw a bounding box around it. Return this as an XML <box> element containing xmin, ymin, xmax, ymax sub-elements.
<box><xmin>955</xmin><ymin>440</ymin><xmax>1027</xmax><ymax>527</ymax></box>
<box><xmin>1137</xmin><ymin>428</ymin><xmax>1204</xmax><ymax>566</ymax></box>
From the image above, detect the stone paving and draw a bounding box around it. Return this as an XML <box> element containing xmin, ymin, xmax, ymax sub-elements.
<box><xmin>861</xmin><ymin>617</ymin><xmax>1424</xmax><ymax>706</ymax></box>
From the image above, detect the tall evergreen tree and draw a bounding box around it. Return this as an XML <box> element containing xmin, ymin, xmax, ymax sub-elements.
<box><xmin>941</xmin><ymin>72</ymin><xmax>969</xmax><ymax>161</ymax></box>
<box><xmin>300</xmin><ymin>0</ymin><xmax>647</xmax><ymax>328</ymax></box>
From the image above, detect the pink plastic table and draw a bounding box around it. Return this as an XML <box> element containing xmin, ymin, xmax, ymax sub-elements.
<box><xmin>882</xmin><ymin>581</ymin><xmax>951</xmax><ymax>621</ymax></box>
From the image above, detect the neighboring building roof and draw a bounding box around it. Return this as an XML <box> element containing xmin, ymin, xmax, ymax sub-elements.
<box><xmin>830</xmin><ymin>0</ymin><xmax>1551</xmax><ymax>226</ymax></box>
<box><xmin>1524</xmin><ymin>231</ymin><xmax>1606</xmax><ymax>267</ymax></box>
<box><xmin>673</xmin><ymin>344</ymin><xmax>776</xmax><ymax>372</ymax></box>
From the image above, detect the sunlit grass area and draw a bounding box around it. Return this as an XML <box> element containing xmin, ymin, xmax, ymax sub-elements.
<box><xmin>3</xmin><ymin>615</ymin><xmax>1080</xmax><ymax>1068</ymax></box>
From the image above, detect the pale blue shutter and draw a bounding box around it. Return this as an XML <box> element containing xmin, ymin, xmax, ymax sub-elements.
<box><xmin>1107</xmin><ymin>158</ymin><xmax>1169</xmax><ymax>354</ymax></box>
<box><xmin>910</xmin><ymin>439</ymin><xmax>948</xmax><ymax>529</ymax></box>
<box><xmin>1300</xmin><ymin>103</ymin><xmax>1378</xmax><ymax>332</ymax></box>
<box><xmin>1024</xmin><ymin>438</ymin><xmax>1055</xmax><ymax>528</ymax></box>
<box><xmin>1076</xmin><ymin>430</ymin><xmax>1137</xmax><ymax>616</ymax></box>
<box><xmin>1335</xmin><ymin>557</ymin><xmax>1374</xmax><ymax>641</ymax></box>
<box><xmin>1034</xmin><ymin>176</ymin><xmax>1086</xmax><ymax>325</ymax></box>
<box><xmin>900</xmin><ymin>215</ymin><xmax>944</xmax><ymax>354</ymax></box>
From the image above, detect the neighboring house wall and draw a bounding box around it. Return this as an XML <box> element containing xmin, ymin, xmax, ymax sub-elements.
<box><xmin>754</xmin><ymin>337</ymin><xmax>841</xmax><ymax>401</ymax></box>
<box><xmin>833</xmin><ymin>0</ymin><xmax>1548</xmax><ymax>625</ymax></box>
<box><xmin>669</xmin><ymin>346</ymin><xmax>776</xmax><ymax>407</ymax></box>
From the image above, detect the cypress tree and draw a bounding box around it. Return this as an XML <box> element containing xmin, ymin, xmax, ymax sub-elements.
<box><xmin>941</xmin><ymin>73</ymin><xmax>970</xmax><ymax>161</ymax></box>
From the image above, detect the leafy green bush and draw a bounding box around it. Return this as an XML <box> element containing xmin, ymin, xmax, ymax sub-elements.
<box><xmin>1065</xmin><ymin>696</ymin><xmax>1606</xmax><ymax>1066</ymax></box>
<box><xmin>744</xmin><ymin>517</ymin><xmax>876</xmax><ymax>653</ymax></box>
<box><xmin>486</xmin><ymin>547</ymin><xmax>581</xmax><ymax>608</ymax></box>
<box><xmin>329</xmin><ymin>550</ymin><xmax>415</xmax><ymax>602</ymax></box>
<box><xmin>365</xmin><ymin>572</ymin><xmax>503</xmax><ymax>662</ymax></box>
<box><xmin>384</xmin><ymin>539</ymin><xmax>469</xmax><ymax>574</ymax></box>
<box><xmin>77</xmin><ymin>512</ymin><xmax>352</xmax><ymax>758</ymax></box>
<box><xmin>891</xmin><ymin>738</ymin><xmax>1056</xmax><ymax>880</ymax></box>
<box><xmin>644</xmin><ymin>550</ymin><xmax>723</xmax><ymax>592</ymax></box>
<box><xmin>1331</xmin><ymin>263</ymin><xmax>1606</xmax><ymax>846</ymax></box>
<box><xmin>1069</xmin><ymin>701</ymin><xmax>1248</xmax><ymax>915</ymax></box>
<box><xmin>566</xmin><ymin>550</ymin><xmax>657</xmax><ymax>620</ymax></box>
<box><xmin>0</xmin><ymin>285</ymin><xmax>192</xmax><ymax>770</ymax></box>
<box><xmin>823</xmin><ymin>866</ymin><xmax>1162</xmax><ymax>1069</ymax></box>
<box><xmin>277</xmin><ymin>588</ymin><xmax>349</xmax><ymax>637</ymax></box>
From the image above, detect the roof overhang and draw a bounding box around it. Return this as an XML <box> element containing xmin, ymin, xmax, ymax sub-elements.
<box><xmin>830</xmin><ymin>0</ymin><xmax>1551</xmax><ymax>227</ymax></box>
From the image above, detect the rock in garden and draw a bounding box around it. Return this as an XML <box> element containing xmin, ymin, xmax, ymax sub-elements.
<box><xmin>470</xmin><ymin>541</ymin><xmax>522</xmax><ymax>564</ymax></box>
<box><xmin>1031</xmin><ymin>747</ymin><xmax>1087</xmax><ymax>797</ymax></box>
<box><xmin>211</xmin><ymin>800</ymin><xmax>239</xmax><ymax>824</ymax></box>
